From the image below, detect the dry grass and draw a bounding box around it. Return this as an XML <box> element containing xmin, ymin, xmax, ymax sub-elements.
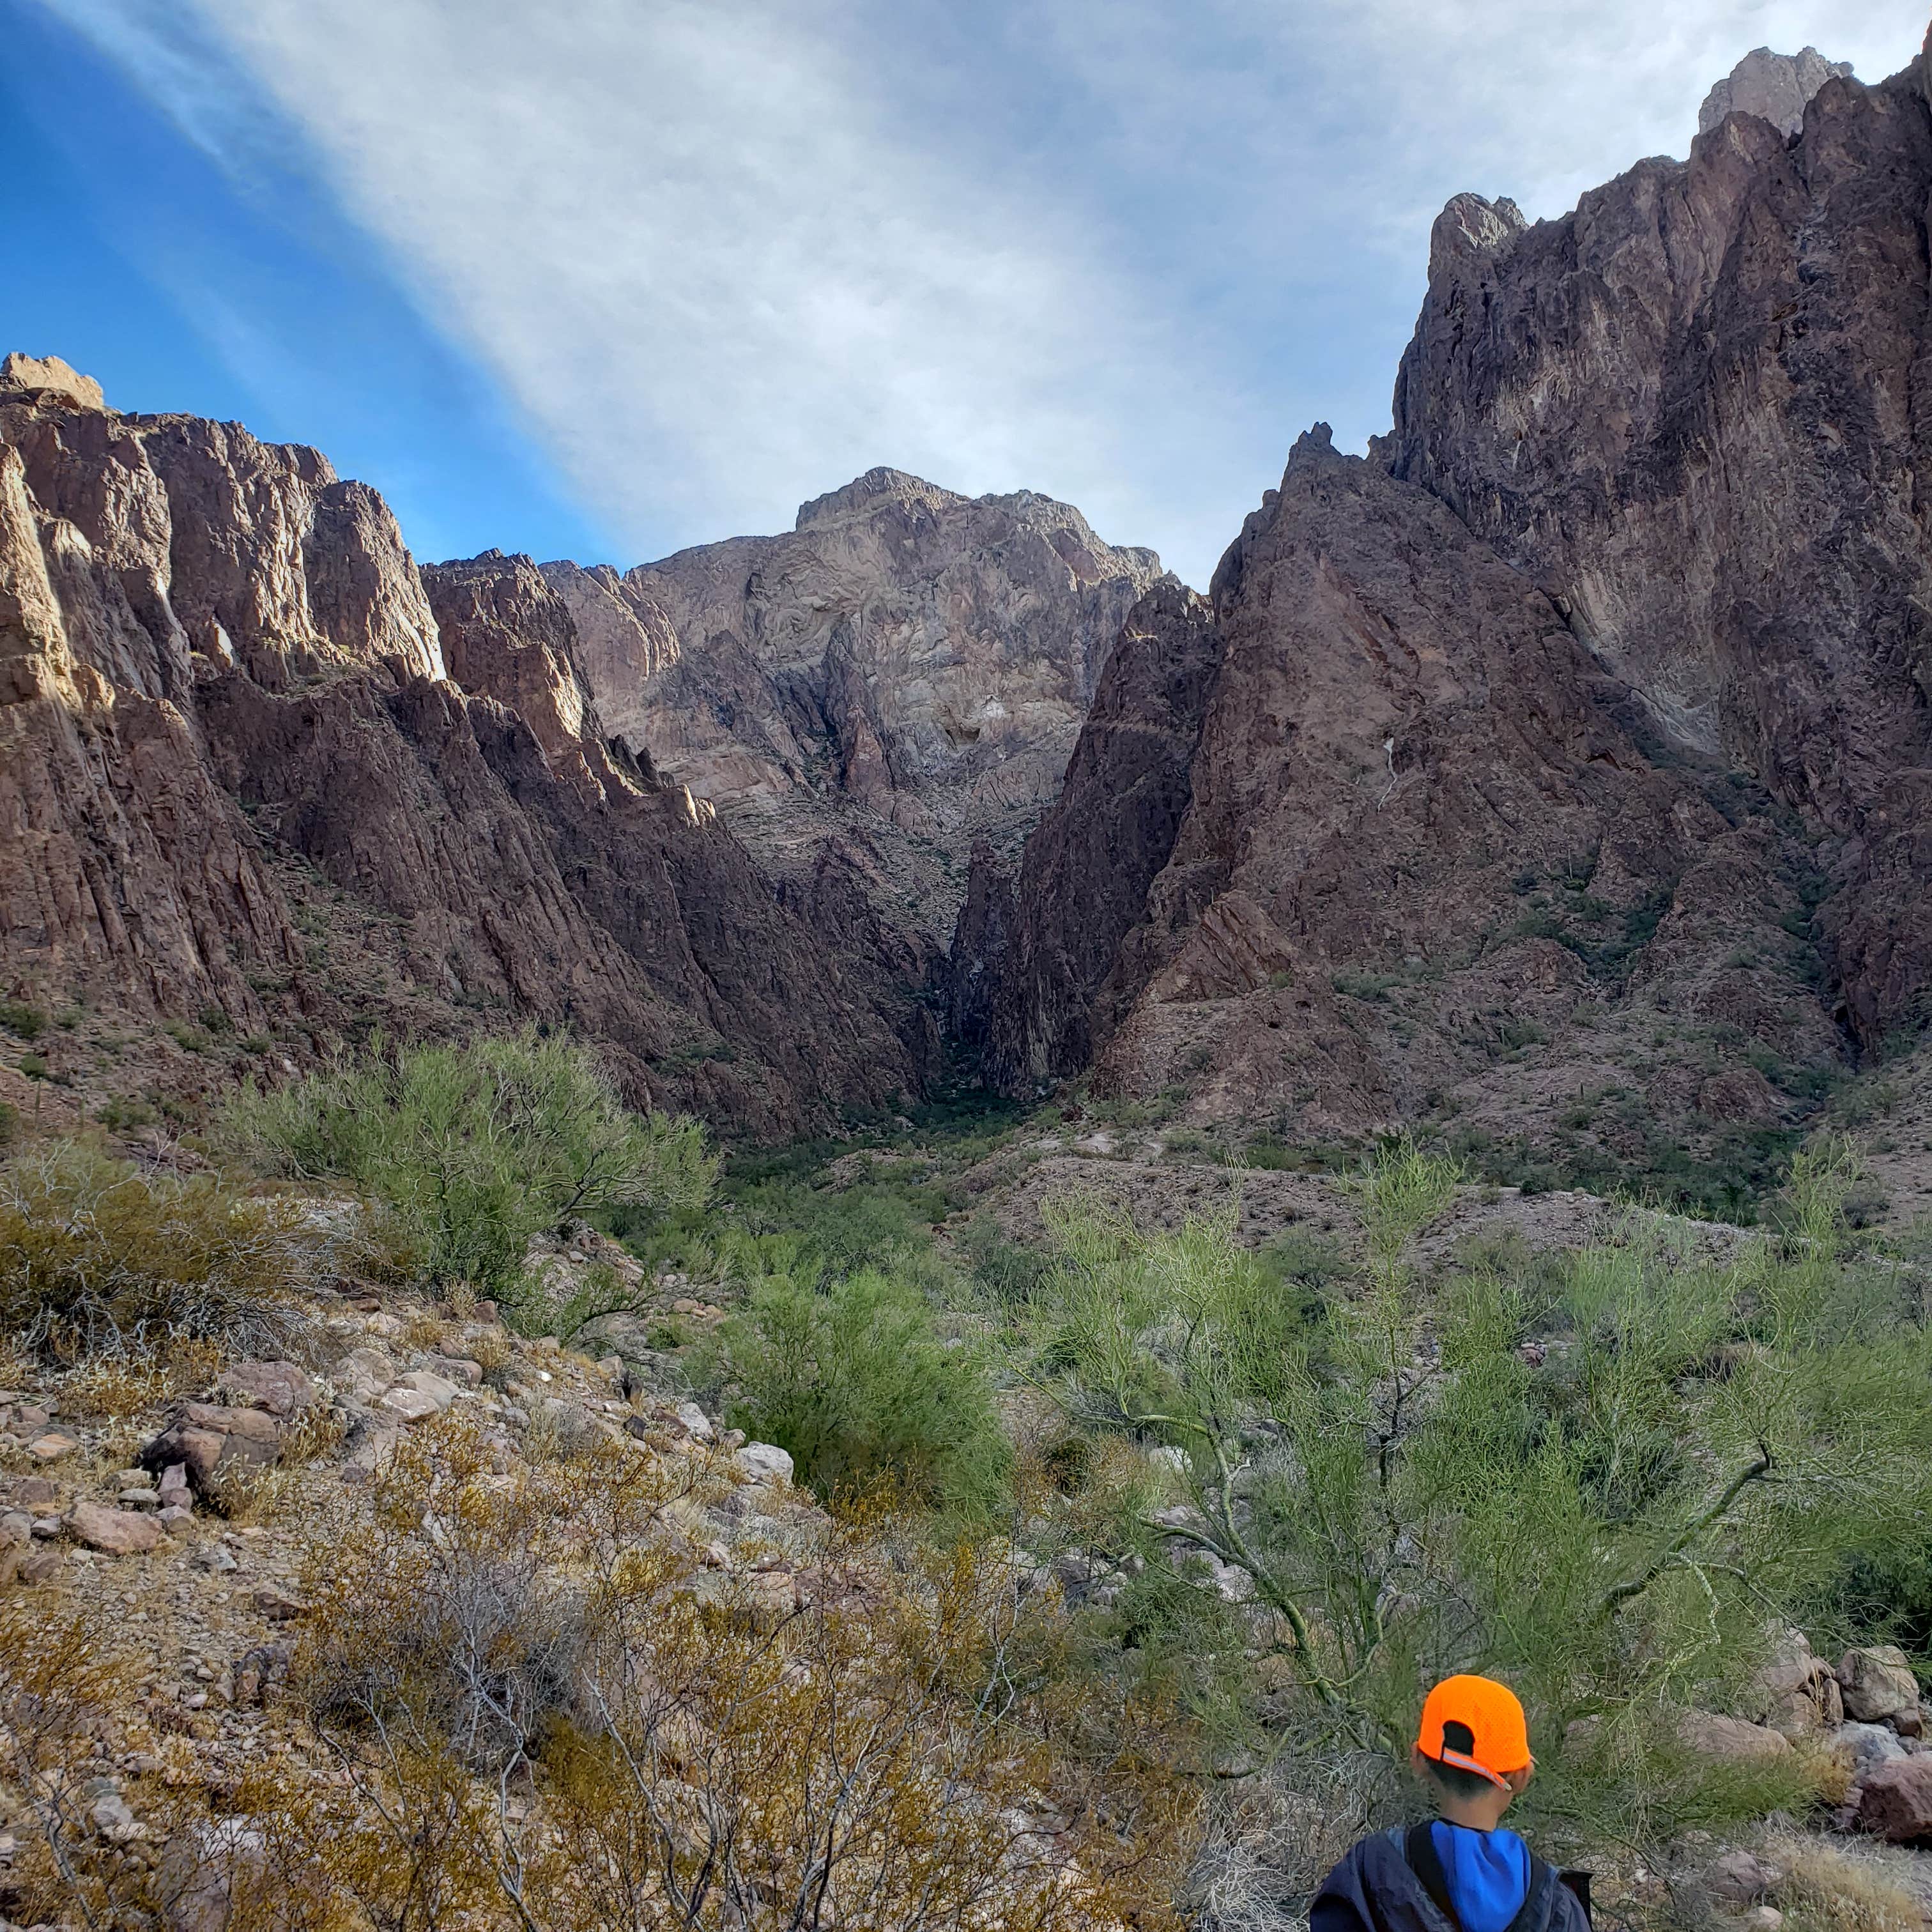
<box><xmin>1767</xmin><ymin>1833</ymin><xmax>1928</xmax><ymax>1932</ymax></box>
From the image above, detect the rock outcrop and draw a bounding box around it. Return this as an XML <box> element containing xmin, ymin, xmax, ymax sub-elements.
<box><xmin>0</xmin><ymin>365</ymin><xmax>919</xmax><ymax>1134</ymax></box>
<box><xmin>1385</xmin><ymin>54</ymin><xmax>1932</xmax><ymax>1047</ymax></box>
<box><xmin>955</xmin><ymin>44</ymin><xmax>1920</xmax><ymax>1170</ymax></box>
<box><xmin>540</xmin><ymin>468</ymin><xmax>1165</xmax><ymax>953</ymax></box>
<box><xmin>1698</xmin><ymin>45</ymin><xmax>1853</xmax><ymax>137</ymax></box>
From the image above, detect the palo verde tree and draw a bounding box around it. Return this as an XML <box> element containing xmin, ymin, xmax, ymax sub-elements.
<box><xmin>1026</xmin><ymin>1138</ymin><xmax>1932</xmax><ymax>1848</ymax></box>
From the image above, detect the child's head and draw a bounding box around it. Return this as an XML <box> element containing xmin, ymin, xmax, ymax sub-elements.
<box><xmin>1412</xmin><ymin>1675</ymin><xmax>1535</xmax><ymax>1828</ymax></box>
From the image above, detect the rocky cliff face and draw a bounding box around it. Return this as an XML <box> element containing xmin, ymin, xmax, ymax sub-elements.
<box><xmin>955</xmin><ymin>45</ymin><xmax>1918</xmax><ymax>1186</ymax></box>
<box><xmin>1386</xmin><ymin>52</ymin><xmax>1932</xmax><ymax>1047</ymax></box>
<box><xmin>0</xmin><ymin>360</ymin><xmax>919</xmax><ymax>1136</ymax></box>
<box><xmin>540</xmin><ymin>468</ymin><xmax>1165</xmax><ymax>953</ymax></box>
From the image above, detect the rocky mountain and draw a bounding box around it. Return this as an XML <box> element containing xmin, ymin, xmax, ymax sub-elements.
<box><xmin>0</xmin><ymin>355</ymin><xmax>921</xmax><ymax>1137</ymax></box>
<box><xmin>537</xmin><ymin>468</ymin><xmax>1165</xmax><ymax>956</ymax></box>
<box><xmin>1698</xmin><ymin>45</ymin><xmax>1852</xmax><ymax>136</ymax></box>
<box><xmin>954</xmin><ymin>40</ymin><xmax>1923</xmax><ymax>1193</ymax></box>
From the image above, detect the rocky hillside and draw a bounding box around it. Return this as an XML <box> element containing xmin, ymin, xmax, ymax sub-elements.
<box><xmin>0</xmin><ymin>356</ymin><xmax>921</xmax><ymax>1137</ymax></box>
<box><xmin>538</xmin><ymin>468</ymin><xmax>1165</xmax><ymax>957</ymax></box>
<box><xmin>953</xmin><ymin>42</ymin><xmax>1928</xmax><ymax>1191</ymax></box>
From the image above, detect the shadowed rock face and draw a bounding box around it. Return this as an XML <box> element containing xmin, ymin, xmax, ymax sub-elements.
<box><xmin>540</xmin><ymin>468</ymin><xmax>1166</xmax><ymax>954</ymax></box>
<box><xmin>1386</xmin><ymin>57</ymin><xmax>1932</xmax><ymax>1046</ymax></box>
<box><xmin>954</xmin><ymin>49</ymin><xmax>1921</xmax><ymax>1165</ymax></box>
<box><xmin>0</xmin><ymin>372</ymin><xmax>921</xmax><ymax>1135</ymax></box>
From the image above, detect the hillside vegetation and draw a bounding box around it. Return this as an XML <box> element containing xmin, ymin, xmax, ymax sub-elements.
<box><xmin>0</xmin><ymin>1036</ymin><xmax>1928</xmax><ymax>1930</ymax></box>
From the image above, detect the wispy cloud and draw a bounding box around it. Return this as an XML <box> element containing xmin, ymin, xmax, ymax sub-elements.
<box><xmin>43</xmin><ymin>0</ymin><xmax>1928</xmax><ymax>585</ymax></box>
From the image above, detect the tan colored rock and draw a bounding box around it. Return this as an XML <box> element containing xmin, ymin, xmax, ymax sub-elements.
<box><xmin>67</xmin><ymin>1500</ymin><xmax>163</xmax><ymax>1556</ymax></box>
<box><xmin>217</xmin><ymin>1361</ymin><xmax>316</xmax><ymax>1417</ymax></box>
<box><xmin>0</xmin><ymin>352</ymin><xmax>105</xmax><ymax>410</ymax></box>
<box><xmin>1676</xmin><ymin>1711</ymin><xmax>1793</xmax><ymax>1765</ymax></box>
<box><xmin>28</xmin><ymin>1432</ymin><xmax>77</xmax><ymax>1463</ymax></box>
<box><xmin>374</xmin><ymin>1386</ymin><xmax>443</xmax><ymax>1425</ymax></box>
<box><xmin>1838</xmin><ymin>1646</ymin><xmax>1919</xmax><ymax>1723</ymax></box>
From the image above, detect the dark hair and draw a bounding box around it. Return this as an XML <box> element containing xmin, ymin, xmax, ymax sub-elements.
<box><xmin>1420</xmin><ymin>1752</ymin><xmax>1499</xmax><ymax>1804</ymax></box>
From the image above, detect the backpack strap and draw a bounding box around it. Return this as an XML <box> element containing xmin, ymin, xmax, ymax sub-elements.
<box><xmin>1404</xmin><ymin>1822</ymin><xmax>1462</xmax><ymax>1932</ymax></box>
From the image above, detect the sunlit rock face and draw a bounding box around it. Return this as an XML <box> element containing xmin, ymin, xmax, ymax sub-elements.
<box><xmin>0</xmin><ymin>363</ymin><xmax>921</xmax><ymax>1135</ymax></box>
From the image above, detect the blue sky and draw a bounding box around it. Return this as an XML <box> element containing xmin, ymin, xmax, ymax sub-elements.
<box><xmin>4</xmin><ymin>0</ymin><xmax>1919</xmax><ymax>586</ymax></box>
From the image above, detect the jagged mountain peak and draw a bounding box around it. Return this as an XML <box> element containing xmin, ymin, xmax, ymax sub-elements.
<box><xmin>793</xmin><ymin>466</ymin><xmax>967</xmax><ymax>530</ymax></box>
<box><xmin>1698</xmin><ymin>45</ymin><xmax>1853</xmax><ymax>138</ymax></box>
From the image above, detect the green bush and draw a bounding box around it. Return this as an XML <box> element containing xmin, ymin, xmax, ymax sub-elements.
<box><xmin>221</xmin><ymin>1029</ymin><xmax>715</xmax><ymax>1298</ymax></box>
<box><xmin>716</xmin><ymin>1266</ymin><xmax>1012</xmax><ymax>1524</ymax></box>
<box><xmin>1025</xmin><ymin>1140</ymin><xmax>1932</xmax><ymax>1858</ymax></box>
<box><xmin>0</xmin><ymin>1000</ymin><xmax>46</xmax><ymax>1042</ymax></box>
<box><xmin>0</xmin><ymin>1142</ymin><xmax>316</xmax><ymax>1359</ymax></box>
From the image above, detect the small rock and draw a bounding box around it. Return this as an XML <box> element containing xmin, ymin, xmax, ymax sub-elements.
<box><xmin>1839</xmin><ymin>1646</ymin><xmax>1919</xmax><ymax>1723</ymax></box>
<box><xmin>0</xmin><ymin>1510</ymin><xmax>29</xmax><ymax>1549</ymax></box>
<box><xmin>252</xmin><ymin>1584</ymin><xmax>306</xmax><ymax>1622</ymax></box>
<box><xmin>374</xmin><ymin>1386</ymin><xmax>443</xmax><ymax>1425</ymax></box>
<box><xmin>31</xmin><ymin>1516</ymin><xmax>61</xmax><ymax>1538</ymax></box>
<box><xmin>117</xmin><ymin>1489</ymin><xmax>161</xmax><ymax>1510</ymax></box>
<box><xmin>158</xmin><ymin>1506</ymin><xmax>194</xmax><ymax>1537</ymax></box>
<box><xmin>67</xmin><ymin>1500</ymin><xmax>164</xmax><ymax>1556</ymax></box>
<box><xmin>675</xmin><ymin>1401</ymin><xmax>716</xmax><ymax>1443</ymax></box>
<box><xmin>8</xmin><ymin>1476</ymin><xmax>58</xmax><ymax>1506</ymax></box>
<box><xmin>737</xmin><ymin>1443</ymin><xmax>794</xmax><ymax>1486</ymax></box>
<box><xmin>1740</xmin><ymin>1908</ymin><xmax>1782</xmax><ymax>1932</ymax></box>
<box><xmin>1706</xmin><ymin>1850</ymin><xmax>1782</xmax><ymax>1903</ymax></box>
<box><xmin>18</xmin><ymin>1547</ymin><xmax>59</xmax><ymax>1584</ymax></box>
<box><xmin>1855</xmin><ymin>1754</ymin><xmax>1932</xmax><ymax>1842</ymax></box>
<box><xmin>29</xmin><ymin>1432</ymin><xmax>79</xmax><ymax>1463</ymax></box>
<box><xmin>391</xmin><ymin>1370</ymin><xmax>459</xmax><ymax>1411</ymax></box>
<box><xmin>195</xmin><ymin>1544</ymin><xmax>238</xmax><ymax>1574</ymax></box>
<box><xmin>218</xmin><ymin>1361</ymin><xmax>316</xmax><ymax>1418</ymax></box>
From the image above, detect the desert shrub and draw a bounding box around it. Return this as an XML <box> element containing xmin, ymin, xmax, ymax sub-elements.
<box><xmin>227</xmin><ymin>1416</ymin><xmax>1196</xmax><ymax>1932</ymax></box>
<box><xmin>222</xmin><ymin>1029</ymin><xmax>714</xmax><ymax>1296</ymax></box>
<box><xmin>715</xmin><ymin>1266</ymin><xmax>1013</xmax><ymax>1522</ymax></box>
<box><xmin>0</xmin><ymin>999</ymin><xmax>46</xmax><ymax>1041</ymax></box>
<box><xmin>0</xmin><ymin>1142</ymin><xmax>316</xmax><ymax>1359</ymax></box>
<box><xmin>1025</xmin><ymin>1139</ymin><xmax>1932</xmax><ymax>1871</ymax></box>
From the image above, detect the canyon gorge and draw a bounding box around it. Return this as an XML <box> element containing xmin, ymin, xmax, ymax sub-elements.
<box><xmin>5</xmin><ymin>38</ymin><xmax>1932</xmax><ymax>1183</ymax></box>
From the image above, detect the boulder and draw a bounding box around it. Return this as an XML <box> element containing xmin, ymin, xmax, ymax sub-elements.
<box><xmin>1677</xmin><ymin>1712</ymin><xmax>1793</xmax><ymax>1765</ymax></box>
<box><xmin>1833</xmin><ymin>1721</ymin><xmax>1908</xmax><ymax>1781</ymax></box>
<box><xmin>737</xmin><ymin>1443</ymin><xmax>795</xmax><ymax>1486</ymax></box>
<box><xmin>1854</xmin><ymin>1756</ymin><xmax>1932</xmax><ymax>1843</ymax></box>
<box><xmin>141</xmin><ymin>1404</ymin><xmax>281</xmax><ymax>1494</ymax></box>
<box><xmin>675</xmin><ymin>1401</ymin><xmax>715</xmax><ymax>1443</ymax></box>
<box><xmin>67</xmin><ymin>1501</ymin><xmax>164</xmax><ymax>1556</ymax></box>
<box><xmin>217</xmin><ymin>1361</ymin><xmax>316</xmax><ymax>1417</ymax></box>
<box><xmin>1750</xmin><ymin>1629</ymin><xmax>1843</xmax><ymax>1736</ymax></box>
<box><xmin>1837</xmin><ymin>1646</ymin><xmax>1919</xmax><ymax>1723</ymax></box>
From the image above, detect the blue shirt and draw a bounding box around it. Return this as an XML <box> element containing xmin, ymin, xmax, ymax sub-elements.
<box><xmin>1430</xmin><ymin>1822</ymin><xmax>1531</xmax><ymax>1932</ymax></box>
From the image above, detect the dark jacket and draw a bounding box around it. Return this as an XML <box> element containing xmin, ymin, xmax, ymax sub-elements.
<box><xmin>1310</xmin><ymin>1826</ymin><xmax>1591</xmax><ymax>1932</ymax></box>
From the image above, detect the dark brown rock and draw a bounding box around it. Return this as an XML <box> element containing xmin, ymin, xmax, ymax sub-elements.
<box><xmin>1385</xmin><ymin>63</ymin><xmax>1932</xmax><ymax>1048</ymax></box>
<box><xmin>949</xmin><ymin>578</ymin><xmax>1221</xmax><ymax>1090</ymax></box>
<box><xmin>1855</xmin><ymin>1755</ymin><xmax>1932</xmax><ymax>1843</ymax></box>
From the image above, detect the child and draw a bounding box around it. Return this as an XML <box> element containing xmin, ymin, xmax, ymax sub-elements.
<box><xmin>1310</xmin><ymin>1674</ymin><xmax>1590</xmax><ymax>1932</ymax></box>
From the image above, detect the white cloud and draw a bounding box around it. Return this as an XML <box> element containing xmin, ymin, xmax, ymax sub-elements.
<box><xmin>47</xmin><ymin>0</ymin><xmax>1928</xmax><ymax>586</ymax></box>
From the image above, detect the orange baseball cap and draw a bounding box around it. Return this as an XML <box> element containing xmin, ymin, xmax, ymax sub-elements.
<box><xmin>1415</xmin><ymin>1675</ymin><xmax>1532</xmax><ymax>1789</ymax></box>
